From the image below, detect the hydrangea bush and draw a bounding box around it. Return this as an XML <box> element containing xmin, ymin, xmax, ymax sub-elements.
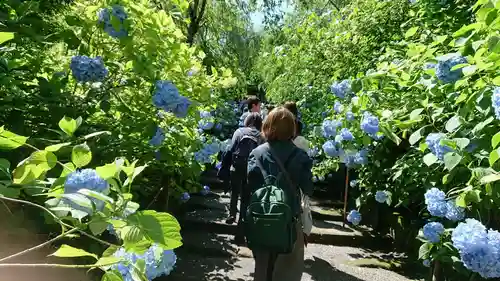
<box><xmin>0</xmin><ymin>119</ymin><xmax>182</xmax><ymax>280</ymax></box>
<box><xmin>255</xmin><ymin>0</ymin><xmax>500</xmax><ymax>279</ymax></box>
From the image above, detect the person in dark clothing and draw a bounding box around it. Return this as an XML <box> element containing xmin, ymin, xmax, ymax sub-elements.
<box><xmin>247</xmin><ymin>107</ymin><xmax>313</xmax><ymax>281</ymax></box>
<box><xmin>218</xmin><ymin>112</ymin><xmax>264</xmax><ymax>244</ymax></box>
<box><xmin>239</xmin><ymin>96</ymin><xmax>261</xmax><ymax>127</ymax></box>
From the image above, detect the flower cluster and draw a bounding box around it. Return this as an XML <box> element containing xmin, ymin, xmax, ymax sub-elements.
<box><xmin>346</xmin><ymin>111</ymin><xmax>354</xmax><ymax>122</ymax></box>
<box><xmin>375</xmin><ymin>190</ymin><xmax>389</xmax><ymax>204</ymax></box>
<box><xmin>201</xmin><ymin>185</ymin><xmax>210</xmax><ymax>195</ymax></box>
<box><xmin>493</xmin><ymin>87</ymin><xmax>500</xmax><ymax>120</ymax></box>
<box><xmin>360</xmin><ymin>111</ymin><xmax>379</xmax><ymax>137</ymax></box>
<box><xmin>322</xmin><ymin>140</ymin><xmax>339</xmax><ymax>157</ymax></box>
<box><xmin>180</xmin><ymin>192</ymin><xmax>190</xmax><ymax>202</ymax></box>
<box><xmin>198</xmin><ymin>110</ymin><xmax>215</xmax><ymax>131</ymax></box>
<box><xmin>452</xmin><ymin>219</ymin><xmax>500</xmax><ymax>278</ymax></box>
<box><xmin>423</xmin><ymin>222</ymin><xmax>445</xmax><ymax>243</ymax></box>
<box><xmin>334</xmin><ymin>101</ymin><xmax>343</xmax><ymax>113</ymax></box>
<box><xmin>424</xmin><ymin>188</ymin><xmax>465</xmax><ymax>221</ymax></box>
<box><xmin>425</xmin><ymin>133</ymin><xmax>453</xmax><ymax>160</ymax></box>
<box><xmin>149</xmin><ymin>127</ymin><xmax>165</xmax><ymax>147</ymax></box>
<box><xmin>152</xmin><ymin>81</ymin><xmax>191</xmax><ymax>118</ymax></box>
<box><xmin>194</xmin><ymin>141</ymin><xmax>220</xmax><ymax>164</ymax></box>
<box><xmin>343</xmin><ymin>149</ymin><xmax>368</xmax><ymax>167</ymax></box>
<box><xmin>347</xmin><ymin>210</ymin><xmax>362</xmax><ymax>225</ymax></box>
<box><xmin>435</xmin><ymin>55</ymin><xmax>467</xmax><ymax>84</ymax></box>
<box><xmin>63</xmin><ymin>169</ymin><xmax>110</xmax><ymax>216</ymax></box>
<box><xmin>339</xmin><ymin>128</ymin><xmax>353</xmax><ymax>142</ymax></box>
<box><xmin>111</xmin><ymin>244</ymin><xmax>177</xmax><ymax>281</ymax></box>
<box><xmin>322</xmin><ymin>119</ymin><xmax>341</xmax><ymax>138</ymax></box>
<box><xmin>308</xmin><ymin>146</ymin><xmax>320</xmax><ymax>158</ymax></box>
<box><xmin>330</xmin><ymin>80</ymin><xmax>352</xmax><ymax>99</ymax></box>
<box><xmin>97</xmin><ymin>5</ymin><xmax>128</xmax><ymax>38</ymax></box>
<box><xmin>70</xmin><ymin>56</ymin><xmax>108</xmax><ymax>83</ymax></box>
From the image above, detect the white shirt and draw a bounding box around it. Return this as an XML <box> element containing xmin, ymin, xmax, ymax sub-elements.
<box><xmin>293</xmin><ymin>136</ymin><xmax>310</xmax><ymax>152</ymax></box>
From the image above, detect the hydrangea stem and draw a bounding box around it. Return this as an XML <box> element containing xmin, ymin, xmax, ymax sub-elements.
<box><xmin>0</xmin><ymin>261</ymin><xmax>119</xmax><ymax>268</ymax></box>
<box><xmin>0</xmin><ymin>228</ymin><xmax>78</xmax><ymax>262</ymax></box>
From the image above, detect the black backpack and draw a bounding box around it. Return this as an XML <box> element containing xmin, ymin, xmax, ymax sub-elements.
<box><xmin>232</xmin><ymin>135</ymin><xmax>259</xmax><ymax>169</ymax></box>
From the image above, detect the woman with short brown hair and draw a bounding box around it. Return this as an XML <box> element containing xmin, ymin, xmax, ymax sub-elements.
<box><xmin>246</xmin><ymin>106</ymin><xmax>313</xmax><ymax>281</ymax></box>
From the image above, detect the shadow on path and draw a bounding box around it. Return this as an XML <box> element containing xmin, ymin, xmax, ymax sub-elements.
<box><xmin>305</xmin><ymin>256</ymin><xmax>365</xmax><ymax>281</ymax></box>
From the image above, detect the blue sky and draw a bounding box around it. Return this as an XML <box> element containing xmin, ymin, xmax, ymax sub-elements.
<box><xmin>249</xmin><ymin>1</ymin><xmax>294</xmax><ymax>31</ymax></box>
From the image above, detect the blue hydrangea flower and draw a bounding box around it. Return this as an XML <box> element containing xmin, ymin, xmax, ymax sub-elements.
<box><xmin>215</xmin><ymin>123</ymin><xmax>223</xmax><ymax>131</ymax></box>
<box><xmin>149</xmin><ymin>127</ymin><xmax>165</xmax><ymax>146</ymax></box>
<box><xmin>339</xmin><ymin>128</ymin><xmax>354</xmax><ymax>141</ymax></box>
<box><xmin>354</xmin><ymin>149</ymin><xmax>368</xmax><ymax>165</ymax></box>
<box><xmin>322</xmin><ymin>119</ymin><xmax>341</xmax><ymax>138</ymax></box>
<box><xmin>347</xmin><ymin>210</ymin><xmax>362</xmax><ymax>225</ymax></box>
<box><xmin>375</xmin><ymin>191</ymin><xmax>389</xmax><ymax>203</ymax></box>
<box><xmin>322</xmin><ymin>140</ymin><xmax>339</xmax><ymax>157</ymax></box>
<box><xmin>111</xmin><ymin>244</ymin><xmax>177</xmax><ymax>281</ymax></box>
<box><xmin>201</xmin><ymin>185</ymin><xmax>210</xmax><ymax>195</ymax></box>
<box><xmin>330</xmin><ymin>80</ymin><xmax>352</xmax><ymax>99</ymax></box>
<box><xmin>424</xmin><ymin>188</ymin><xmax>447</xmax><ymax>217</ymax></box>
<box><xmin>215</xmin><ymin>162</ymin><xmax>222</xmax><ymax>170</ymax></box>
<box><xmin>70</xmin><ymin>56</ymin><xmax>108</xmax><ymax>83</ymax></box>
<box><xmin>321</xmin><ymin>111</ymin><xmax>328</xmax><ymax>118</ymax></box>
<box><xmin>492</xmin><ymin>87</ymin><xmax>500</xmax><ymax>120</ymax></box>
<box><xmin>318</xmin><ymin>175</ymin><xmax>325</xmax><ymax>182</ymax></box>
<box><xmin>180</xmin><ymin>192</ymin><xmax>190</xmax><ymax>202</ymax></box>
<box><xmin>360</xmin><ymin>112</ymin><xmax>379</xmax><ymax>136</ymax></box>
<box><xmin>97</xmin><ymin>5</ymin><xmax>128</xmax><ymax>38</ymax></box>
<box><xmin>198</xmin><ymin>119</ymin><xmax>214</xmax><ymax>131</ymax></box>
<box><xmin>152</xmin><ymin>81</ymin><xmax>191</xmax><ymax>118</ymax></box>
<box><xmin>199</xmin><ymin>110</ymin><xmax>212</xmax><ymax>118</ymax></box>
<box><xmin>426</xmin><ymin>133</ymin><xmax>453</xmax><ymax>160</ymax></box>
<box><xmin>350</xmin><ymin>180</ymin><xmax>358</xmax><ymax>187</ymax></box>
<box><xmin>445</xmin><ymin>200</ymin><xmax>465</xmax><ymax>222</ymax></box>
<box><xmin>334</xmin><ymin>101</ymin><xmax>344</xmax><ymax>113</ymax></box>
<box><xmin>154</xmin><ymin>150</ymin><xmax>162</xmax><ymax>161</ymax></box>
<box><xmin>423</xmin><ymin>222</ymin><xmax>445</xmax><ymax>243</ymax></box>
<box><xmin>452</xmin><ymin>219</ymin><xmax>500</xmax><ymax>278</ymax></box>
<box><xmin>63</xmin><ymin>169</ymin><xmax>110</xmax><ymax>215</ymax></box>
<box><xmin>312</xmin><ymin>176</ymin><xmax>318</xmax><ymax>183</ymax></box>
<box><xmin>423</xmin><ymin>259</ymin><xmax>431</xmax><ymax>267</ymax></box>
<box><xmin>194</xmin><ymin>142</ymin><xmax>220</xmax><ymax>164</ymax></box>
<box><xmin>346</xmin><ymin>111</ymin><xmax>354</xmax><ymax>121</ymax></box>
<box><xmin>436</xmin><ymin>55</ymin><xmax>467</xmax><ymax>84</ymax></box>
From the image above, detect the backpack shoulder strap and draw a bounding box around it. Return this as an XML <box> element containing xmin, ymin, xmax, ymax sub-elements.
<box><xmin>267</xmin><ymin>143</ymin><xmax>299</xmax><ymax>191</ymax></box>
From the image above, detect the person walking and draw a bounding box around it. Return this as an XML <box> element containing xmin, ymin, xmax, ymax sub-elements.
<box><xmin>218</xmin><ymin>112</ymin><xmax>264</xmax><ymax>244</ymax></box>
<box><xmin>283</xmin><ymin>101</ymin><xmax>310</xmax><ymax>151</ymax></box>
<box><xmin>245</xmin><ymin>107</ymin><xmax>313</xmax><ymax>281</ymax></box>
<box><xmin>239</xmin><ymin>96</ymin><xmax>261</xmax><ymax>127</ymax></box>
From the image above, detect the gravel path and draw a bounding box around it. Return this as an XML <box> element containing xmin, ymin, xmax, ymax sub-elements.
<box><xmin>168</xmin><ymin>233</ymin><xmax>423</xmax><ymax>281</ymax></box>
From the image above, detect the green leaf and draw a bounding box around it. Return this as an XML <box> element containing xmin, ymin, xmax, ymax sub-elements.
<box><xmin>95</xmin><ymin>256</ymin><xmax>122</xmax><ymax>268</ymax></box>
<box><xmin>409</xmin><ymin>128</ymin><xmax>423</xmax><ymax>145</ymax></box>
<box><xmin>418</xmin><ymin>242</ymin><xmax>431</xmax><ymax>260</ymax></box>
<box><xmin>489</xmin><ymin>148</ymin><xmax>500</xmax><ymax>166</ymax></box>
<box><xmin>101</xmin><ymin>271</ymin><xmax>123</xmax><ymax>281</ymax></box>
<box><xmin>409</xmin><ymin>108</ymin><xmax>424</xmax><ymax>120</ymax></box>
<box><xmin>0</xmin><ymin>186</ymin><xmax>20</xmax><ymax>198</ymax></box>
<box><xmin>96</xmin><ymin>163</ymin><xmax>118</xmax><ymax>180</ymax></box>
<box><xmin>0</xmin><ymin>127</ymin><xmax>28</xmax><ymax>150</ymax></box>
<box><xmin>45</xmin><ymin>142</ymin><xmax>71</xmax><ymax>152</ymax></box>
<box><xmin>456</xmin><ymin>193</ymin><xmax>467</xmax><ymax>208</ymax></box>
<box><xmin>50</xmin><ymin>244</ymin><xmax>97</xmax><ymax>260</ymax></box>
<box><xmin>0</xmin><ymin>32</ymin><xmax>15</xmax><ymax>44</ymax></box>
<box><xmin>445</xmin><ymin>116</ymin><xmax>462</xmax><ymax>132</ymax></box>
<box><xmin>480</xmin><ymin>173</ymin><xmax>500</xmax><ymax>184</ymax></box>
<box><xmin>29</xmin><ymin>150</ymin><xmax>57</xmax><ymax>171</ymax></box>
<box><xmin>492</xmin><ymin>132</ymin><xmax>500</xmax><ymax>149</ymax></box>
<box><xmin>58</xmin><ymin>117</ymin><xmax>78</xmax><ymax>136</ymax></box>
<box><xmin>0</xmin><ymin>158</ymin><xmax>10</xmax><ymax>177</ymax></box>
<box><xmin>465</xmin><ymin>190</ymin><xmax>481</xmax><ymax>203</ymax></box>
<box><xmin>13</xmin><ymin>164</ymin><xmax>37</xmax><ymax>185</ymax></box>
<box><xmin>472</xmin><ymin>116</ymin><xmax>494</xmax><ymax>134</ymax></box>
<box><xmin>127</xmin><ymin>210</ymin><xmax>183</xmax><ymax>250</ymax></box>
<box><xmin>444</xmin><ymin>153</ymin><xmax>462</xmax><ymax>171</ymax></box>
<box><xmin>60</xmin><ymin>163</ymin><xmax>75</xmax><ymax>177</ymax></box>
<box><xmin>453</xmin><ymin>23</ymin><xmax>482</xmax><ymax>38</ymax></box>
<box><xmin>423</xmin><ymin>153</ymin><xmax>438</xmax><ymax>166</ymax></box>
<box><xmin>453</xmin><ymin>138</ymin><xmax>470</xmax><ymax>150</ymax></box>
<box><xmin>462</xmin><ymin>65</ymin><xmax>477</xmax><ymax>76</ymax></box>
<box><xmin>405</xmin><ymin>27</ymin><xmax>419</xmax><ymax>38</ymax></box>
<box><xmin>72</xmin><ymin>143</ymin><xmax>92</xmax><ymax>168</ymax></box>
<box><xmin>380</xmin><ymin>124</ymin><xmax>401</xmax><ymax>145</ymax></box>
<box><xmin>84</xmin><ymin>131</ymin><xmax>111</xmax><ymax>140</ymax></box>
<box><xmin>493</xmin><ymin>76</ymin><xmax>500</xmax><ymax>86</ymax></box>
<box><xmin>89</xmin><ymin>219</ymin><xmax>109</xmax><ymax>236</ymax></box>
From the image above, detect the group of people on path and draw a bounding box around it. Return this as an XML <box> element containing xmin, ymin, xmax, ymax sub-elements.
<box><xmin>217</xmin><ymin>96</ymin><xmax>313</xmax><ymax>281</ymax></box>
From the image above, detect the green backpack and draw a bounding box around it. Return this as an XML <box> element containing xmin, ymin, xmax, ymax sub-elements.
<box><xmin>245</xmin><ymin>146</ymin><xmax>299</xmax><ymax>254</ymax></box>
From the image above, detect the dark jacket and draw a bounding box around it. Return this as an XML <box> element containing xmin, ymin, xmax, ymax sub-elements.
<box><xmin>247</xmin><ymin>140</ymin><xmax>313</xmax><ymax>215</ymax></box>
<box><xmin>218</xmin><ymin>127</ymin><xmax>263</xmax><ymax>180</ymax></box>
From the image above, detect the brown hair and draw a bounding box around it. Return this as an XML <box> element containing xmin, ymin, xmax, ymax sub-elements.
<box><xmin>283</xmin><ymin>101</ymin><xmax>298</xmax><ymax>117</ymax></box>
<box><xmin>262</xmin><ymin>107</ymin><xmax>296</xmax><ymax>141</ymax></box>
<box><xmin>246</xmin><ymin>95</ymin><xmax>261</xmax><ymax>111</ymax></box>
<box><xmin>244</xmin><ymin>112</ymin><xmax>263</xmax><ymax>130</ymax></box>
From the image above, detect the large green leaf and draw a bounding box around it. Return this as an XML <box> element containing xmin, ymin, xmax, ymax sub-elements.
<box><xmin>490</xmin><ymin>148</ymin><xmax>500</xmax><ymax>166</ymax></box>
<box><xmin>0</xmin><ymin>128</ymin><xmax>28</xmax><ymax>150</ymax></box>
<box><xmin>72</xmin><ymin>143</ymin><xmax>92</xmax><ymax>168</ymax></box>
<box><xmin>101</xmin><ymin>271</ymin><xmax>123</xmax><ymax>281</ymax></box>
<box><xmin>127</xmin><ymin>210</ymin><xmax>182</xmax><ymax>250</ymax></box>
<box><xmin>0</xmin><ymin>32</ymin><xmax>15</xmax><ymax>44</ymax></box>
<box><xmin>444</xmin><ymin>153</ymin><xmax>462</xmax><ymax>171</ymax></box>
<box><xmin>96</xmin><ymin>163</ymin><xmax>118</xmax><ymax>180</ymax></box>
<box><xmin>423</xmin><ymin>153</ymin><xmax>438</xmax><ymax>166</ymax></box>
<box><xmin>50</xmin><ymin>244</ymin><xmax>97</xmax><ymax>260</ymax></box>
<box><xmin>445</xmin><ymin>116</ymin><xmax>462</xmax><ymax>132</ymax></box>
<box><xmin>492</xmin><ymin>131</ymin><xmax>500</xmax><ymax>149</ymax></box>
<box><xmin>58</xmin><ymin>117</ymin><xmax>79</xmax><ymax>136</ymax></box>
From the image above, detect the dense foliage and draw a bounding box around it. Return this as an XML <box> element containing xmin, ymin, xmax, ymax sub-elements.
<box><xmin>255</xmin><ymin>0</ymin><xmax>500</xmax><ymax>279</ymax></box>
